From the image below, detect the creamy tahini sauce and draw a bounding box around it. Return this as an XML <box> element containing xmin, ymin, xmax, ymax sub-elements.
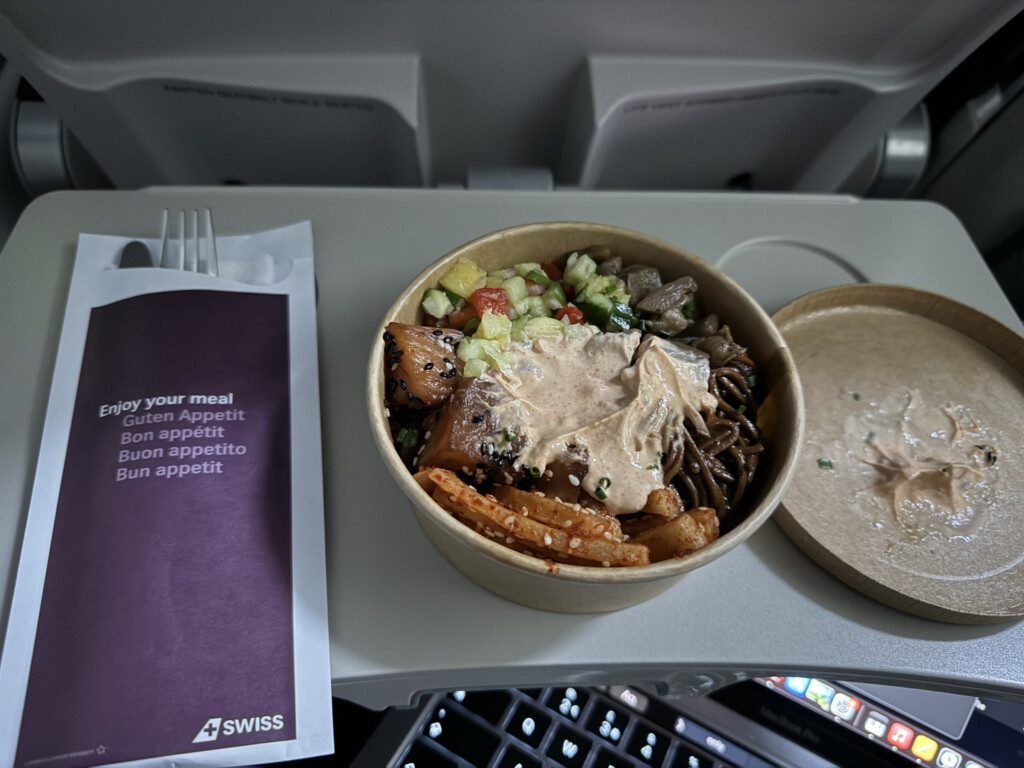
<box><xmin>787</xmin><ymin>308</ymin><xmax>1005</xmax><ymax>549</ymax></box>
<box><xmin>488</xmin><ymin>326</ymin><xmax>716</xmax><ymax>514</ymax></box>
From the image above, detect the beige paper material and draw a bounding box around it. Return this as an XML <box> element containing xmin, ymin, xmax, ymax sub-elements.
<box><xmin>774</xmin><ymin>284</ymin><xmax>1024</xmax><ymax>624</ymax></box>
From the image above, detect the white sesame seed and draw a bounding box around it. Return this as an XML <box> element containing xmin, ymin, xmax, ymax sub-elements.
<box><xmin>544</xmin><ymin>534</ymin><xmax>552</xmax><ymax>546</ymax></box>
<box><xmin>569</xmin><ymin>537</ymin><xmax>582</xmax><ymax>548</ymax></box>
<box><xmin>568</xmin><ymin>474</ymin><xmax>580</xmax><ymax>486</ymax></box>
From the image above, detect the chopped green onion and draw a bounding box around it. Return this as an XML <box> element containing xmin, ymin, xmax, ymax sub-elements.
<box><xmin>395</xmin><ymin>427</ymin><xmax>419</xmax><ymax>448</ymax></box>
<box><xmin>645</xmin><ymin>464</ymin><xmax>659</xmax><ymax>471</ymax></box>
<box><xmin>746</xmin><ymin>373</ymin><xmax>757</xmax><ymax>388</ymax></box>
<box><xmin>817</xmin><ymin>458</ymin><xmax>834</xmax><ymax>470</ymax></box>
<box><xmin>503</xmin><ymin>426</ymin><xmax>516</xmax><ymax>442</ymax></box>
<box><xmin>852</xmin><ymin>392</ymin><xmax>861</xmax><ymax>401</ymax></box>
<box><xmin>598</xmin><ymin>476</ymin><xmax>611</xmax><ymax>489</ymax></box>
<box><xmin>736</xmin><ymin>404</ymin><xmax>747</xmax><ymax>415</ymax></box>
<box><xmin>680</xmin><ymin>301</ymin><xmax>694</xmax><ymax>319</ymax></box>
<box><xmin>866</xmin><ymin>431</ymin><xmax>876</xmax><ymax>444</ymax></box>
<box><xmin>527</xmin><ymin>465</ymin><xmax>542</xmax><ymax>478</ymax></box>
<box><xmin>594</xmin><ymin>486</ymin><xmax>608</xmax><ymax>500</ymax></box>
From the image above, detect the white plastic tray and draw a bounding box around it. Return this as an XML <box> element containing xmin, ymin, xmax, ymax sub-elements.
<box><xmin>1</xmin><ymin>188</ymin><xmax>1022</xmax><ymax>711</ymax></box>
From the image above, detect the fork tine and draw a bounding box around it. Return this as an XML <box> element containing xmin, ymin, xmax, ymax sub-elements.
<box><xmin>204</xmin><ymin>208</ymin><xmax>219</xmax><ymax>277</ymax></box>
<box><xmin>158</xmin><ymin>208</ymin><xmax>169</xmax><ymax>268</ymax></box>
<box><xmin>176</xmin><ymin>210</ymin><xmax>186</xmax><ymax>270</ymax></box>
<box><xmin>190</xmin><ymin>209</ymin><xmax>199</xmax><ymax>272</ymax></box>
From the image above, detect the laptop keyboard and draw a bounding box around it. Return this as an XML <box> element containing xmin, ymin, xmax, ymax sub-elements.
<box><xmin>365</xmin><ymin>684</ymin><xmax>780</xmax><ymax>768</ymax></box>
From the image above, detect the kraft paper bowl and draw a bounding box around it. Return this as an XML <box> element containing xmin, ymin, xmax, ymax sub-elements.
<box><xmin>368</xmin><ymin>222</ymin><xmax>803</xmax><ymax>612</ymax></box>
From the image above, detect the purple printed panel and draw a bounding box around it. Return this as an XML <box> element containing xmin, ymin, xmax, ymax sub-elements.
<box><xmin>16</xmin><ymin>290</ymin><xmax>295</xmax><ymax>766</ymax></box>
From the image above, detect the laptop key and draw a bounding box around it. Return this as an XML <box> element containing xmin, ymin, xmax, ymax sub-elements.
<box><xmin>593</xmin><ymin>747</ymin><xmax>640</xmax><ymax>768</ymax></box>
<box><xmin>400</xmin><ymin>738</ymin><xmax>460</xmax><ymax>768</ymax></box>
<box><xmin>496</xmin><ymin>743</ymin><xmax>543</xmax><ymax>768</ymax></box>
<box><xmin>586</xmin><ymin>701</ymin><xmax>630</xmax><ymax>746</ymax></box>
<box><xmin>668</xmin><ymin>745</ymin><xmax>716</xmax><ymax>768</ymax></box>
<box><xmin>547</xmin><ymin>686</ymin><xmax>589</xmax><ymax>723</ymax></box>
<box><xmin>625</xmin><ymin>722</ymin><xmax>671</xmax><ymax>765</ymax></box>
<box><xmin>423</xmin><ymin>702</ymin><xmax>500</xmax><ymax>766</ymax></box>
<box><xmin>505</xmin><ymin>700</ymin><xmax>552</xmax><ymax>749</ymax></box>
<box><xmin>449</xmin><ymin>689</ymin><xmax>513</xmax><ymax>725</ymax></box>
<box><xmin>545</xmin><ymin>724</ymin><xmax>591</xmax><ymax>768</ymax></box>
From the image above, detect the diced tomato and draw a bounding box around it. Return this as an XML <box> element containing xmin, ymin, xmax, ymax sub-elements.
<box><xmin>468</xmin><ymin>286</ymin><xmax>508</xmax><ymax>317</ymax></box>
<box><xmin>562</xmin><ymin>283</ymin><xmax>575</xmax><ymax>302</ymax></box>
<box><xmin>554</xmin><ymin>305</ymin><xmax>586</xmax><ymax>325</ymax></box>
<box><xmin>447</xmin><ymin>303</ymin><xmax>479</xmax><ymax>329</ymax></box>
<box><xmin>540</xmin><ymin>261</ymin><xmax>564</xmax><ymax>281</ymax></box>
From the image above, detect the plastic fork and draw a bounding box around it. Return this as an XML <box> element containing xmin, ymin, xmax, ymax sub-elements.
<box><xmin>158</xmin><ymin>208</ymin><xmax>219</xmax><ymax>277</ymax></box>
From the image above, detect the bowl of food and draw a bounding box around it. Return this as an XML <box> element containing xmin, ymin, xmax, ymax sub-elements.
<box><xmin>368</xmin><ymin>222</ymin><xmax>803</xmax><ymax>612</ymax></box>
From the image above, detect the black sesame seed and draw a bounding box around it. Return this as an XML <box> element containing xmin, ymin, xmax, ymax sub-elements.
<box><xmin>399</xmin><ymin>379</ymin><xmax>407</xmax><ymax>390</ymax></box>
<box><xmin>386</xmin><ymin>379</ymin><xmax>397</xmax><ymax>396</ymax></box>
<box><xmin>472</xmin><ymin>414</ymin><xmax>484</xmax><ymax>423</ymax></box>
<box><xmin>383</xmin><ymin>331</ymin><xmax>394</xmax><ymax>341</ymax></box>
<box><xmin>432</xmin><ymin>329</ymin><xmax>443</xmax><ymax>336</ymax></box>
<box><xmin>424</xmin><ymin>362</ymin><xmax>434</xmax><ymax>370</ymax></box>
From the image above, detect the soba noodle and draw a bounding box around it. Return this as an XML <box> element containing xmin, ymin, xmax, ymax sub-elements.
<box><xmin>676</xmin><ymin>355</ymin><xmax>763</xmax><ymax>522</ymax></box>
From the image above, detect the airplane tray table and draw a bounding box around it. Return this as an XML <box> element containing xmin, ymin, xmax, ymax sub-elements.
<box><xmin>1</xmin><ymin>187</ymin><xmax>1023</xmax><ymax>712</ymax></box>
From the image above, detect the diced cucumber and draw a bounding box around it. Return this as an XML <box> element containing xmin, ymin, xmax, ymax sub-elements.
<box><xmin>524</xmin><ymin>270</ymin><xmax>567</xmax><ymax>308</ymax></box>
<box><xmin>564</xmin><ymin>252</ymin><xmax>598</xmax><ymax>288</ymax></box>
<box><xmin>524</xmin><ymin>316</ymin><xmax>565</xmax><ymax>340</ymax></box>
<box><xmin>475</xmin><ymin>310</ymin><xmax>512</xmax><ymax>346</ymax></box>
<box><xmin>485</xmin><ymin>274</ymin><xmax>506</xmax><ymax>288</ymax></box>
<box><xmin>581</xmin><ymin>293</ymin><xmax>614</xmax><ymax>327</ymax></box>
<box><xmin>580</xmin><ymin>294</ymin><xmax>636</xmax><ymax>332</ymax></box>
<box><xmin>510</xmin><ymin>315</ymin><xmax>531</xmax><ymax>341</ymax></box>
<box><xmin>462</xmin><ymin>358</ymin><xmax>489</xmax><ymax>378</ymax></box>
<box><xmin>564</xmin><ymin>323</ymin><xmax>591</xmax><ymax>343</ymax></box>
<box><xmin>606</xmin><ymin>301</ymin><xmax>635</xmax><ymax>332</ymax></box>
<box><xmin>421</xmin><ymin>288</ymin><xmax>455</xmax><ymax>319</ymax></box>
<box><xmin>439</xmin><ymin>260</ymin><xmax>486</xmax><ymax>298</ymax></box>
<box><xmin>514</xmin><ymin>295</ymin><xmax>549</xmax><ymax>319</ymax></box>
<box><xmin>576</xmin><ymin>274</ymin><xmax>629</xmax><ymax>305</ymax></box>
<box><xmin>501</xmin><ymin>275</ymin><xmax>529</xmax><ymax>306</ymax></box>
<box><xmin>458</xmin><ymin>337</ymin><xmax>513</xmax><ymax>377</ymax></box>
<box><xmin>513</xmin><ymin>261</ymin><xmax>544</xmax><ymax>277</ymax></box>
